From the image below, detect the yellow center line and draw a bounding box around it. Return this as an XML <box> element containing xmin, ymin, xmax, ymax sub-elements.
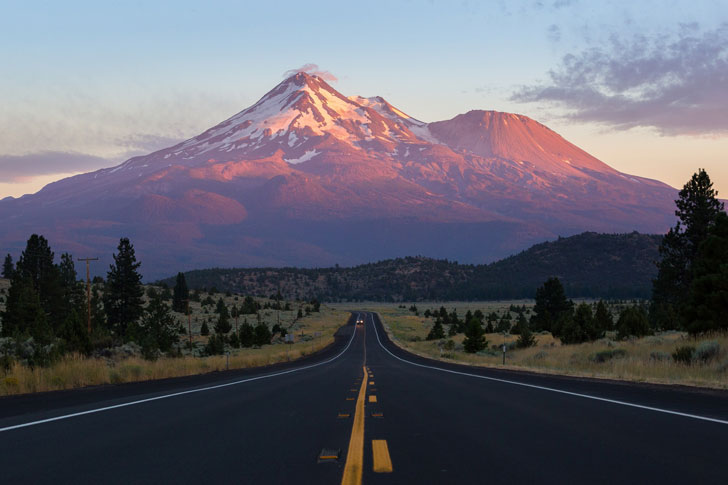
<box><xmin>369</xmin><ymin>381</ymin><xmax>375</xmax><ymax>386</ymax></box>
<box><xmin>341</xmin><ymin>366</ymin><xmax>368</xmax><ymax>485</ymax></box>
<box><xmin>372</xmin><ymin>440</ymin><xmax>393</xmax><ymax>473</ymax></box>
<box><xmin>368</xmin><ymin>395</ymin><xmax>377</xmax><ymax>403</ymax></box>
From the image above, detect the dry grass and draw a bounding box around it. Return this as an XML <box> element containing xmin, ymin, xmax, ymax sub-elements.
<box><xmin>0</xmin><ymin>305</ymin><xmax>348</xmax><ymax>396</ymax></box>
<box><xmin>341</xmin><ymin>302</ymin><xmax>728</xmax><ymax>390</ymax></box>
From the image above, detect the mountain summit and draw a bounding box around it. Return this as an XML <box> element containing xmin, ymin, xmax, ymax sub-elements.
<box><xmin>0</xmin><ymin>73</ymin><xmax>677</xmax><ymax>278</ymax></box>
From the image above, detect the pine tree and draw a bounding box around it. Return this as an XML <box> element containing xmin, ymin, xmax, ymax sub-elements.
<box><xmin>426</xmin><ymin>318</ymin><xmax>445</xmax><ymax>340</ymax></box>
<box><xmin>560</xmin><ymin>303</ymin><xmax>598</xmax><ymax>344</ymax></box>
<box><xmin>2</xmin><ymin>254</ymin><xmax>13</xmax><ymax>279</ymax></box>
<box><xmin>463</xmin><ymin>318</ymin><xmax>486</xmax><ymax>353</ymax></box>
<box><xmin>683</xmin><ymin>212</ymin><xmax>728</xmax><ymax>334</ymax></box>
<box><xmin>594</xmin><ymin>300</ymin><xmax>613</xmax><ymax>333</ymax></box>
<box><xmin>241</xmin><ymin>295</ymin><xmax>258</xmax><ymax>314</ymax></box>
<box><xmin>135</xmin><ymin>292</ymin><xmax>179</xmax><ymax>354</ymax></box>
<box><xmin>239</xmin><ymin>318</ymin><xmax>254</xmax><ymax>347</ymax></box>
<box><xmin>1</xmin><ymin>275</ymin><xmax>50</xmax><ymax>341</ymax></box>
<box><xmin>214</xmin><ymin>298</ymin><xmax>232</xmax><ymax>334</ymax></box>
<box><xmin>651</xmin><ymin>169</ymin><xmax>724</xmax><ymax>330</ymax></box>
<box><xmin>200</xmin><ymin>321</ymin><xmax>210</xmax><ymax>336</ymax></box>
<box><xmin>516</xmin><ymin>320</ymin><xmax>537</xmax><ymax>348</ymax></box>
<box><xmin>172</xmin><ymin>272</ymin><xmax>189</xmax><ymax>313</ymax></box>
<box><xmin>2</xmin><ymin>235</ymin><xmax>61</xmax><ymax>343</ymax></box>
<box><xmin>531</xmin><ymin>277</ymin><xmax>573</xmax><ymax>334</ymax></box>
<box><xmin>254</xmin><ymin>322</ymin><xmax>272</xmax><ymax>346</ymax></box>
<box><xmin>104</xmin><ymin>238</ymin><xmax>144</xmax><ymax>339</ymax></box>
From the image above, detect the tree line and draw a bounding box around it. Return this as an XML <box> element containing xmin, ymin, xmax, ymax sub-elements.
<box><xmin>1</xmin><ymin>236</ymin><xmax>289</xmax><ymax>366</ymax></box>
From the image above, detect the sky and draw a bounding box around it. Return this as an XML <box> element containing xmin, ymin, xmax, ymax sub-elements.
<box><xmin>1</xmin><ymin>0</ymin><xmax>727</xmax><ymax>197</ymax></box>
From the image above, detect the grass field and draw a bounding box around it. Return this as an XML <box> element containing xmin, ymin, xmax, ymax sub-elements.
<box><xmin>0</xmin><ymin>279</ymin><xmax>349</xmax><ymax>396</ymax></box>
<box><xmin>333</xmin><ymin>301</ymin><xmax>728</xmax><ymax>390</ymax></box>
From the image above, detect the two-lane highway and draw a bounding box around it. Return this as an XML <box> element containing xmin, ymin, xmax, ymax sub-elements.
<box><xmin>1</xmin><ymin>311</ymin><xmax>727</xmax><ymax>484</ymax></box>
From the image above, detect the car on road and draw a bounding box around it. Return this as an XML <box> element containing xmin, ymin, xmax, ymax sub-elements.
<box><xmin>356</xmin><ymin>317</ymin><xmax>364</xmax><ymax>325</ymax></box>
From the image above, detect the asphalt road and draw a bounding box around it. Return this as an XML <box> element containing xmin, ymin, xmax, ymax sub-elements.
<box><xmin>1</xmin><ymin>311</ymin><xmax>727</xmax><ymax>484</ymax></box>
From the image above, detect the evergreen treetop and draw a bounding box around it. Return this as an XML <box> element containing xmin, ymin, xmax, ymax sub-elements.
<box><xmin>104</xmin><ymin>237</ymin><xmax>144</xmax><ymax>338</ymax></box>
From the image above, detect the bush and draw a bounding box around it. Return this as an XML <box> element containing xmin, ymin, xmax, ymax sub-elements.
<box><xmin>672</xmin><ymin>345</ymin><xmax>695</xmax><ymax>364</ymax></box>
<box><xmin>589</xmin><ymin>348</ymin><xmax>628</xmax><ymax>363</ymax></box>
<box><xmin>649</xmin><ymin>351</ymin><xmax>671</xmax><ymax>362</ymax></box>
<box><xmin>694</xmin><ymin>341</ymin><xmax>720</xmax><ymax>362</ymax></box>
<box><xmin>616</xmin><ymin>306</ymin><xmax>651</xmax><ymax>340</ymax></box>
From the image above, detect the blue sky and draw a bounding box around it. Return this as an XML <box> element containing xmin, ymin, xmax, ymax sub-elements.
<box><xmin>1</xmin><ymin>0</ymin><xmax>727</xmax><ymax>196</ymax></box>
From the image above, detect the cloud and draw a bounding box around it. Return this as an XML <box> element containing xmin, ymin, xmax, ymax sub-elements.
<box><xmin>0</xmin><ymin>152</ymin><xmax>112</xmax><ymax>183</ymax></box>
<box><xmin>547</xmin><ymin>24</ymin><xmax>561</xmax><ymax>42</ymax></box>
<box><xmin>283</xmin><ymin>64</ymin><xmax>338</xmax><ymax>82</ymax></box>
<box><xmin>511</xmin><ymin>23</ymin><xmax>728</xmax><ymax>136</ymax></box>
<box><xmin>115</xmin><ymin>133</ymin><xmax>185</xmax><ymax>158</ymax></box>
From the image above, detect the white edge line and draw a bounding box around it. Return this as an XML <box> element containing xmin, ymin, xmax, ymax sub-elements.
<box><xmin>0</xmin><ymin>313</ymin><xmax>361</xmax><ymax>433</ymax></box>
<box><xmin>368</xmin><ymin>312</ymin><xmax>728</xmax><ymax>426</ymax></box>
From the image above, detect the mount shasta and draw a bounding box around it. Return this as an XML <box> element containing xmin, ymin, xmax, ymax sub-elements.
<box><xmin>0</xmin><ymin>72</ymin><xmax>677</xmax><ymax>278</ymax></box>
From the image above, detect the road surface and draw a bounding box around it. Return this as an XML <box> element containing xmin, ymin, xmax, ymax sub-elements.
<box><xmin>1</xmin><ymin>312</ymin><xmax>726</xmax><ymax>484</ymax></box>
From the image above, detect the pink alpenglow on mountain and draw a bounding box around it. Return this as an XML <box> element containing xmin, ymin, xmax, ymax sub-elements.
<box><xmin>0</xmin><ymin>72</ymin><xmax>677</xmax><ymax>278</ymax></box>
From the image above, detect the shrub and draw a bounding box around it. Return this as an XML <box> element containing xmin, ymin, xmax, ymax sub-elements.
<box><xmin>672</xmin><ymin>345</ymin><xmax>695</xmax><ymax>364</ymax></box>
<box><xmin>649</xmin><ymin>351</ymin><xmax>671</xmax><ymax>362</ymax></box>
<box><xmin>589</xmin><ymin>348</ymin><xmax>628</xmax><ymax>363</ymax></box>
<box><xmin>694</xmin><ymin>341</ymin><xmax>720</xmax><ymax>363</ymax></box>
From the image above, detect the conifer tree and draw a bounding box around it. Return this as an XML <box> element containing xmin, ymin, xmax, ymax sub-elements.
<box><xmin>104</xmin><ymin>238</ymin><xmax>144</xmax><ymax>338</ymax></box>
<box><xmin>516</xmin><ymin>320</ymin><xmax>537</xmax><ymax>348</ymax></box>
<box><xmin>651</xmin><ymin>169</ymin><xmax>724</xmax><ymax>330</ymax></box>
<box><xmin>200</xmin><ymin>321</ymin><xmax>210</xmax><ymax>336</ymax></box>
<box><xmin>136</xmin><ymin>292</ymin><xmax>178</xmax><ymax>354</ymax></box>
<box><xmin>616</xmin><ymin>306</ymin><xmax>651</xmax><ymax>340</ymax></box>
<box><xmin>463</xmin><ymin>318</ymin><xmax>486</xmax><ymax>353</ymax></box>
<box><xmin>683</xmin><ymin>212</ymin><xmax>728</xmax><ymax>334</ymax></box>
<box><xmin>531</xmin><ymin>277</ymin><xmax>573</xmax><ymax>333</ymax></box>
<box><xmin>2</xmin><ymin>254</ymin><xmax>13</xmax><ymax>279</ymax></box>
<box><xmin>560</xmin><ymin>303</ymin><xmax>599</xmax><ymax>344</ymax></box>
<box><xmin>239</xmin><ymin>318</ymin><xmax>254</xmax><ymax>347</ymax></box>
<box><xmin>172</xmin><ymin>272</ymin><xmax>189</xmax><ymax>313</ymax></box>
<box><xmin>594</xmin><ymin>300</ymin><xmax>613</xmax><ymax>333</ymax></box>
<box><xmin>426</xmin><ymin>317</ymin><xmax>445</xmax><ymax>340</ymax></box>
<box><xmin>2</xmin><ymin>235</ymin><xmax>61</xmax><ymax>343</ymax></box>
<box><xmin>254</xmin><ymin>321</ymin><xmax>272</xmax><ymax>346</ymax></box>
<box><xmin>215</xmin><ymin>298</ymin><xmax>232</xmax><ymax>334</ymax></box>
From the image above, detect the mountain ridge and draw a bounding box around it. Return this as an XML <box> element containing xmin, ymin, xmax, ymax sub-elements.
<box><xmin>0</xmin><ymin>72</ymin><xmax>677</xmax><ymax>279</ymax></box>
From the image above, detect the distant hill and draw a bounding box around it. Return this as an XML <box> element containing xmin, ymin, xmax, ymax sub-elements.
<box><xmin>159</xmin><ymin>232</ymin><xmax>661</xmax><ymax>301</ymax></box>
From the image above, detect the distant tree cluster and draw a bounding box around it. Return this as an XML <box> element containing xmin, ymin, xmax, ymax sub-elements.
<box><xmin>1</xmin><ymin>234</ymin><xmax>286</xmax><ymax>366</ymax></box>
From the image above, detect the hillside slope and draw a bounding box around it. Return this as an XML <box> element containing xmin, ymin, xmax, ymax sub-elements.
<box><xmin>161</xmin><ymin>232</ymin><xmax>661</xmax><ymax>301</ymax></box>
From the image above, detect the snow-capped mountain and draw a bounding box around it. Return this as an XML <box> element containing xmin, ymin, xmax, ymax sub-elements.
<box><xmin>0</xmin><ymin>72</ymin><xmax>677</xmax><ymax>278</ymax></box>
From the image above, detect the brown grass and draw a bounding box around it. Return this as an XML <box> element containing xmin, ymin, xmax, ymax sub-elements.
<box><xmin>340</xmin><ymin>303</ymin><xmax>728</xmax><ymax>390</ymax></box>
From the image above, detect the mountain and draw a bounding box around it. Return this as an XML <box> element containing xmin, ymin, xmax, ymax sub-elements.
<box><xmin>159</xmin><ymin>232</ymin><xmax>663</xmax><ymax>301</ymax></box>
<box><xmin>0</xmin><ymin>72</ymin><xmax>677</xmax><ymax>279</ymax></box>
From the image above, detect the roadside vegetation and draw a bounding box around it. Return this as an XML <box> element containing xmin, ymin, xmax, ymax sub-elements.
<box><xmin>0</xmin><ymin>238</ymin><xmax>347</xmax><ymax>396</ymax></box>
<box><xmin>361</xmin><ymin>302</ymin><xmax>728</xmax><ymax>389</ymax></box>
<box><xmin>340</xmin><ymin>169</ymin><xmax>728</xmax><ymax>389</ymax></box>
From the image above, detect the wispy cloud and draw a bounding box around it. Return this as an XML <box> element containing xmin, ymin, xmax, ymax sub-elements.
<box><xmin>511</xmin><ymin>23</ymin><xmax>728</xmax><ymax>136</ymax></box>
<box><xmin>0</xmin><ymin>152</ymin><xmax>111</xmax><ymax>183</ymax></box>
<box><xmin>283</xmin><ymin>64</ymin><xmax>338</xmax><ymax>82</ymax></box>
<box><xmin>115</xmin><ymin>133</ymin><xmax>185</xmax><ymax>157</ymax></box>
